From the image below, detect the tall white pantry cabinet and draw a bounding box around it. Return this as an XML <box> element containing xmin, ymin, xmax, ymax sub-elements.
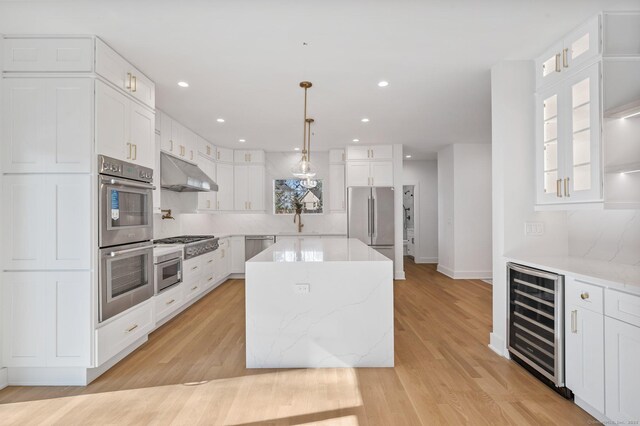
<box><xmin>1</xmin><ymin>35</ymin><xmax>155</xmax><ymax>385</ymax></box>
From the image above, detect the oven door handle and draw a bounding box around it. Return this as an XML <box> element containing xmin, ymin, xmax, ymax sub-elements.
<box><xmin>108</xmin><ymin>246</ymin><xmax>153</xmax><ymax>257</ymax></box>
<box><xmin>101</xmin><ymin>176</ymin><xmax>155</xmax><ymax>190</ymax></box>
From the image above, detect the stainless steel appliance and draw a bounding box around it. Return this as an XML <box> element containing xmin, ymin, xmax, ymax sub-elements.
<box><xmin>160</xmin><ymin>152</ymin><xmax>218</xmax><ymax>192</ymax></box>
<box><xmin>507</xmin><ymin>263</ymin><xmax>571</xmax><ymax>398</ymax></box>
<box><xmin>154</xmin><ymin>235</ymin><xmax>219</xmax><ymax>260</ymax></box>
<box><xmin>154</xmin><ymin>247</ymin><xmax>183</xmax><ymax>294</ymax></box>
<box><xmin>99</xmin><ymin>241</ymin><xmax>154</xmax><ymax>322</ymax></box>
<box><xmin>245</xmin><ymin>235</ymin><xmax>276</xmax><ymax>261</ymax></box>
<box><xmin>347</xmin><ymin>187</ymin><xmax>395</xmax><ymax>261</ymax></box>
<box><xmin>99</xmin><ymin>155</ymin><xmax>154</xmax><ymax>248</ymax></box>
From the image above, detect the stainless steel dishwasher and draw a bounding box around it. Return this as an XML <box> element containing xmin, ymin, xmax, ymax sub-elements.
<box><xmin>245</xmin><ymin>235</ymin><xmax>277</xmax><ymax>261</ymax></box>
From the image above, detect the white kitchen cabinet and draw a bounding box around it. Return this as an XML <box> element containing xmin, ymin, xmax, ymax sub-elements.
<box><xmin>346</xmin><ymin>161</ymin><xmax>393</xmax><ymax>187</ymax></box>
<box><xmin>2</xmin><ymin>78</ymin><xmax>93</xmax><ymax>173</ymax></box>
<box><xmin>565</xmin><ymin>304</ymin><xmax>605</xmax><ymax>413</ymax></box>
<box><xmin>216</xmin><ymin>162</ymin><xmax>235</xmax><ymax>211</ymax></box>
<box><xmin>346</xmin><ymin>145</ymin><xmax>393</xmax><ymax>161</ymax></box>
<box><xmin>159</xmin><ymin>110</ymin><xmax>179</xmax><ymax>155</ymax></box>
<box><xmin>535</xmin><ymin>15</ymin><xmax>600</xmax><ymax>89</ymax></box>
<box><xmin>95</xmin><ymin>38</ymin><xmax>155</xmax><ymax>109</ymax></box>
<box><xmin>2</xmin><ymin>174</ymin><xmax>90</xmax><ymax>271</ymax></box>
<box><xmin>329</xmin><ymin>164</ymin><xmax>346</xmax><ymax>211</ymax></box>
<box><xmin>201</xmin><ymin>252</ymin><xmax>217</xmax><ymax>290</ymax></box>
<box><xmin>218</xmin><ymin>238</ymin><xmax>231</xmax><ymax>280</ymax></box>
<box><xmin>230</xmin><ymin>236</ymin><xmax>245</xmax><ymax>274</ymax></box>
<box><xmin>96</xmin><ymin>300</ymin><xmax>153</xmax><ymax>366</ymax></box>
<box><xmin>2</xmin><ymin>271</ymin><xmax>91</xmax><ymax>367</ymax></box>
<box><xmin>182</xmin><ymin>128</ymin><xmax>197</xmax><ymax>163</ymax></box>
<box><xmin>605</xmin><ymin>316</ymin><xmax>640</xmax><ymax>422</ymax></box>
<box><xmin>198</xmin><ymin>136</ymin><xmax>216</xmax><ymax>160</ymax></box>
<box><xmin>183</xmin><ymin>257</ymin><xmax>205</xmax><ymax>302</ymax></box>
<box><xmin>536</xmin><ymin>62</ymin><xmax>602</xmax><ymax>206</ymax></box>
<box><xmin>153</xmin><ymin>132</ymin><xmax>162</xmax><ymax>212</ymax></box>
<box><xmin>234</xmin><ymin>150</ymin><xmax>265</xmax><ymax>164</ymax></box>
<box><xmin>96</xmin><ymin>80</ymin><xmax>155</xmax><ymax>169</ymax></box>
<box><xmin>234</xmin><ymin>164</ymin><xmax>265</xmax><ymax>211</ymax></box>
<box><xmin>329</xmin><ymin>149</ymin><xmax>346</xmax><ymax>164</ymax></box>
<box><xmin>3</xmin><ymin>37</ymin><xmax>94</xmax><ymax>72</ymax></box>
<box><xmin>197</xmin><ymin>155</ymin><xmax>218</xmax><ymax>211</ymax></box>
<box><xmin>155</xmin><ymin>283</ymin><xmax>183</xmax><ymax>324</ymax></box>
<box><xmin>216</xmin><ymin>147</ymin><xmax>234</xmax><ymax>163</ymax></box>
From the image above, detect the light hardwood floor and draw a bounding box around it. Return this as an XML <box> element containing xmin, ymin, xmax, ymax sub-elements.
<box><xmin>0</xmin><ymin>260</ymin><xmax>594</xmax><ymax>425</ymax></box>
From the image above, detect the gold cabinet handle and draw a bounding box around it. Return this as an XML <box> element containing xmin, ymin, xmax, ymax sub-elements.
<box><xmin>208</xmin><ymin>259</ymin><xmax>213</xmax><ymax>264</ymax></box>
<box><xmin>207</xmin><ymin>145</ymin><xmax>211</xmax><ymax>156</ymax></box>
<box><xmin>132</xmin><ymin>75</ymin><xmax>137</xmax><ymax>92</ymax></box>
<box><xmin>132</xmin><ymin>144</ymin><xmax>137</xmax><ymax>161</ymax></box>
<box><xmin>556</xmin><ymin>179</ymin><xmax>563</xmax><ymax>197</ymax></box>
<box><xmin>580</xmin><ymin>292</ymin><xmax>589</xmax><ymax>300</ymax></box>
<box><xmin>166</xmin><ymin>299</ymin><xmax>175</xmax><ymax>306</ymax></box>
<box><xmin>555</xmin><ymin>53</ymin><xmax>561</xmax><ymax>72</ymax></box>
<box><xmin>562</xmin><ymin>48</ymin><xmax>569</xmax><ymax>68</ymax></box>
<box><xmin>207</xmin><ymin>200</ymin><xmax>211</xmax><ymax>209</ymax></box>
<box><xmin>191</xmin><ymin>150</ymin><xmax>194</xmax><ymax>160</ymax></box>
<box><xmin>217</xmin><ymin>201</ymin><xmax>220</xmax><ymax>209</ymax></box>
<box><xmin>571</xmin><ymin>310</ymin><xmax>577</xmax><ymax>333</ymax></box>
<box><xmin>208</xmin><ymin>276</ymin><xmax>213</xmax><ymax>282</ymax></box>
<box><xmin>564</xmin><ymin>177</ymin><xmax>570</xmax><ymax>197</ymax></box>
<box><xmin>192</xmin><ymin>265</ymin><xmax>198</xmax><ymax>270</ymax></box>
<box><xmin>126</xmin><ymin>142</ymin><xmax>132</xmax><ymax>159</ymax></box>
<box><xmin>217</xmin><ymin>151</ymin><xmax>220</xmax><ymax>160</ymax></box>
<box><xmin>170</xmin><ymin>140</ymin><xmax>173</xmax><ymax>151</ymax></box>
<box><xmin>191</xmin><ymin>285</ymin><xmax>198</xmax><ymax>291</ymax></box>
<box><xmin>125</xmin><ymin>324</ymin><xmax>138</xmax><ymax>333</ymax></box>
<box><xmin>126</xmin><ymin>72</ymin><xmax>132</xmax><ymax>90</ymax></box>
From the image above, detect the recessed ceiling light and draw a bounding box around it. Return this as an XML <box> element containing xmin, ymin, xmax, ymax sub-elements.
<box><xmin>352</xmin><ymin>139</ymin><xmax>360</xmax><ymax>142</ymax></box>
<box><xmin>361</xmin><ymin>118</ymin><xmax>370</xmax><ymax>123</ymax></box>
<box><xmin>238</xmin><ymin>139</ymin><xmax>246</xmax><ymax>143</ymax></box>
<box><xmin>216</xmin><ymin>118</ymin><xmax>225</xmax><ymax>123</ymax></box>
<box><xmin>405</xmin><ymin>155</ymin><xmax>412</xmax><ymax>158</ymax></box>
<box><xmin>378</xmin><ymin>81</ymin><xmax>389</xmax><ymax>87</ymax></box>
<box><xmin>177</xmin><ymin>81</ymin><xmax>189</xmax><ymax>88</ymax></box>
<box><xmin>294</xmin><ymin>147</ymin><xmax>300</xmax><ymax>151</ymax></box>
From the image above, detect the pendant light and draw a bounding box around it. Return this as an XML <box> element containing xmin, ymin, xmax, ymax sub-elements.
<box><xmin>291</xmin><ymin>81</ymin><xmax>316</xmax><ymax>178</ymax></box>
<box><xmin>301</xmin><ymin>118</ymin><xmax>317</xmax><ymax>189</ymax></box>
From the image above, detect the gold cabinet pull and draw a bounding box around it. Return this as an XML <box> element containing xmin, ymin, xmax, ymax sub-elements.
<box><xmin>132</xmin><ymin>75</ymin><xmax>137</xmax><ymax>92</ymax></box>
<box><xmin>208</xmin><ymin>259</ymin><xmax>213</xmax><ymax>264</ymax></box>
<box><xmin>571</xmin><ymin>310</ymin><xmax>577</xmax><ymax>333</ymax></box>
<box><xmin>126</xmin><ymin>72</ymin><xmax>132</xmax><ymax>90</ymax></box>
<box><xmin>191</xmin><ymin>286</ymin><xmax>198</xmax><ymax>291</ymax></box>
<box><xmin>125</xmin><ymin>324</ymin><xmax>139</xmax><ymax>333</ymax></box>
<box><xmin>208</xmin><ymin>276</ymin><xmax>213</xmax><ymax>282</ymax></box>
<box><xmin>555</xmin><ymin>53</ymin><xmax>561</xmax><ymax>72</ymax></box>
<box><xmin>170</xmin><ymin>140</ymin><xmax>173</xmax><ymax>151</ymax></box>
<box><xmin>217</xmin><ymin>151</ymin><xmax>220</xmax><ymax>160</ymax></box>
<box><xmin>217</xmin><ymin>201</ymin><xmax>220</xmax><ymax>210</ymax></box>
<box><xmin>564</xmin><ymin>177</ymin><xmax>570</xmax><ymax>197</ymax></box>
<box><xmin>562</xmin><ymin>48</ymin><xmax>568</xmax><ymax>68</ymax></box>
<box><xmin>556</xmin><ymin>179</ymin><xmax>563</xmax><ymax>197</ymax></box>
<box><xmin>192</xmin><ymin>265</ymin><xmax>198</xmax><ymax>270</ymax></box>
<box><xmin>166</xmin><ymin>299</ymin><xmax>175</xmax><ymax>306</ymax></box>
<box><xmin>126</xmin><ymin>142</ymin><xmax>132</xmax><ymax>159</ymax></box>
<box><xmin>132</xmin><ymin>144</ymin><xmax>137</xmax><ymax>161</ymax></box>
<box><xmin>580</xmin><ymin>292</ymin><xmax>589</xmax><ymax>300</ymax></box>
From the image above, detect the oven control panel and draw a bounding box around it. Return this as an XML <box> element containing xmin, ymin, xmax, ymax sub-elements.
<box><xmin>98</xmin><ymin>154</ymin><xmax>153</xmax><ymax>183</ymax></box>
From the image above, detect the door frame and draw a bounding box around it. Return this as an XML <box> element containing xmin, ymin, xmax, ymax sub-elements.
<box><xmin>402</xmin><ymin>182</ymin><xmax>420</xmax><ymax>264</ymax></box>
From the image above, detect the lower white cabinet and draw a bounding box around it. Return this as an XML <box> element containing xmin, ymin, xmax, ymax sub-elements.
<box><xmin>605</xmin><ymin>315</ymin><xmax>640</xmax><ymax>422</ymax></box>
<box><xmin>565</xmin><ymin>304</ymin><xmax>605</xmax><ymax>413</ymax></box>
<box><xmin>230</xmin><ymin>236</ymin><xmax>245</xmax><ymax>274</ymax></box>
<box><xmin>183</xmin><ymin>257</ymin><xmax>204</xmax><ymax>302</ymax></box>
<box><xmin>96</xmin><ymin>300</ymin><xmax>153</xmax><ymax>366</ymax></box>
<box><xmin>155</xmin><ymin>283</ymin><xmax>183</xmax><ymax>324</ymax></box>
<box><xmin>217</xmin><ymin>238</ymin><xmax>231</xmax><ymax>280</ymax></box>
<box><xmin>2</xmin><ymin>271</ymin><xmax>91</xmax><ymax>368</ymax></box>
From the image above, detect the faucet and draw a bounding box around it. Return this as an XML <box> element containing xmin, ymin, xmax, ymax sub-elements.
<box><xmin>161</xmin><ymin>209</ymin><xmax>175</xmax><ymax>220</ymax></box>
<box><xmin>293</xmin><ymin>211</ymin><xmax>304</xmax><ymax>233</ymax></box>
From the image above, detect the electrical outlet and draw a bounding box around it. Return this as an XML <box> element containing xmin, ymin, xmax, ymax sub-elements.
<box><xmin>525</xmin><ymin>222</ymin><xmax>544</xmax><ymax>236</ymax></box>
<box><xmin>294</xmin><ymin>283</ymin><xmax>310</xmax><ymax>294</ymax></box>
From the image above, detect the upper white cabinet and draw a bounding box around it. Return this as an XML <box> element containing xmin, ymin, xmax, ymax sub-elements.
<box><xmin>197</xmin><ymin>155</ymin><xmax>217</xmax><ymax>211</ymax></box>
<box><xmin>234</xmin><ymin>150</ymin><xmax>265</xmax><ymax>164</ymax></box>
<box><xmin>346</xmin><ymin>145</ymin><xmax>393</xmax><ymax>161</ymax></box>
<box><xmin>95</xmin><ymin>39</ymin><xmax>155</xmax><ymax>109</ymax></box>
<box><xmin>536</xmin><ymin>62</ymin><xmax>602</xmax><ymax>205</ymax></box>
<box><xmin>216</xmin><ymin>147</ymin><xmax>234</xmax><ymax>163</ymax></box>
<box><xmin>535</xmin><ymin>16</ymin><xmax>600</xmax><ymax>89</ymax></box>
<box><xmin>234</xmin><ymin>164</ymin><xmax>265</xmax><ymax>211</ymax></box>
<box><xmin>216</xmin><ymin>163</ymin><xmax>235</xmax><ymax>211</ymax></box>
<box><xmin>2</xmin><ymin>78</ymin><xmax>93</xmax><ymax>173</ymax></box>
<box><xmin>96</xmin><ymin>80</ymin><xmax>154</xmax><ymax>169</ymax></box>
<box><xmin>198</xmin><ymin>136</ymin><xmax>216</xmax><ymax>160</ymax></box>
<box><xmin>329</xmin><ymin>149</ymin><xmax>346</xmax><ymax>164</ymax></box>
<box><xmin>3</xmin><ymin>37</ymin><xmax>94</xmax><ymax>72</ymax></box>
<box><xmin>346</xmin><ymin>161</ymin><xmax>393</xmax><ymax>187</ymax></box>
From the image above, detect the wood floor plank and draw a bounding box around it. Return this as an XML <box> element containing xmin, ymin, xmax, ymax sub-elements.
<box><xmin>0</xmin><ymin>260</ymin><xmax>595</xmax><ymax>425</ymax></box>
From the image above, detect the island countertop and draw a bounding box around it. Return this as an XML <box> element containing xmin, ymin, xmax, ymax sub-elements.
<box><xmin>247</xmin><ymin>237</ymin><xmax>392</xmax><ymax>263</ymax></box>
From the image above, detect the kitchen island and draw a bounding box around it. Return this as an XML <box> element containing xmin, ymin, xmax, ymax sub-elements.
<box><xmin>245</xmin><ymin>237</ymin><xmax>394</xmax><ymax>368</ymax></box>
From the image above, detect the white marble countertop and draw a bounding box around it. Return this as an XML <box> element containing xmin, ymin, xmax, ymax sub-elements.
<box><xmin>247</xmin><ymin>237</ymin><xmax>391</xmax><ymax>263</ymax></box>
<box><xmin>505</xmin><ymin>253</ymin><xmax>640</xmax><ymax>295</ymax></box>
<box><xmin>214</xmin><ymin>232</ymin><xmax>347</xmax><ymax>239</ymax></box>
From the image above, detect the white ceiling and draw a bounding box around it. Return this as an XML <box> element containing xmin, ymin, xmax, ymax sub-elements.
<box><xmin>1</xmin><ymin>0</ymin><xmax>638</xmax><ymax>159</ymax></box>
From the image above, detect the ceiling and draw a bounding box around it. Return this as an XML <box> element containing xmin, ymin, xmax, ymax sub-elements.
<box><xmin>1</xmin><ymin>0</ymin><xmax>638</xmax><ymax>159</ymax></box>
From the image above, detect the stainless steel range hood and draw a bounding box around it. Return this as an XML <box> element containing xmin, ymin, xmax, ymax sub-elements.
<box><xmin>161</xmin><ymin>152</ymin><xmax>218</xmax><ymax>192</ymax></box>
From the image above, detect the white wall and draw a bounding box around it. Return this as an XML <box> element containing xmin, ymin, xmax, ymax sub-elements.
<box><xmin>437</xmin><ymin>144</ymin><xmax>493</xmax><ymax>279</ymax></box>
<box><xmin>404</xmin><ymin>160</ymin><xmax>438</xmax><ymax>263</ymax></box>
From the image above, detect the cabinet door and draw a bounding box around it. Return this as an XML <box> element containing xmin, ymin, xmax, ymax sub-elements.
<box><xmin>564</xmin><ymin>62</ymin><xmax>602</xmax><ymax>202</ymax></box>
<box><xmin>183</xmin><ymin>128</ymin><xmax>197</xmax><ymax>162</ymax></box>
<box><xmin>564</xmin><ymin>15</ymin><xmax>600</xmax><ymax>72</ymax></box>
<box><xmin>247</xmin><ymin>165</ymin><xmax>265</xmax><ymax>211</ymax></box>
<box><xmin>198</xmin><ymin>136</ymin><xmax>216</xmax><ymax>160</ymax></box>
<box><xmin>536</xmin><ymin>85</ymin><xmax>566</xmax><ymax>204</ymax></box>
<box><xmin>96</xmin><ymin>80</ymin><xmax>129</xmax><ymax>161</ymax></box>
<box><xmin>329</xmin><ymin>164</ymin><xmax>346</xmax><ymax>211</ymax></box>
<box><xmin>346</xmin><ymin>162</ymin><xmax>371</xmax><ymax>187</ymax></box>
<box><xmin>346</xmin><ymin>146</ymin><xmax>371</xmax><ymax>160</ymax></box>
<box><xmin>234</xmin><ymin>165</ymin><xmax>248</xmax><ymax>210</ymax></box>
<box><xmin>129</xmin><ymin>102</ymin><xmax>155</xmax><ymax>169</ymax></box>
<box><xmin>197</xmin><ymin>157</ymin><xmax>217</xmax><ymax>211</ymax></box>
<box><xmin>217</xmin><ymin>163</ymin><xmax>235</xmax><ymax>210</ymax></box>
<box><xmin>329</xmin><ymin>149</ymin><xmax>345</xmax><ymax>164</ymax></box>
<box><xmin>230</xmin><ymin>236</ymin><xmax>245</xmax><ymax>273</ymax></box>
<box><xmin>4</xmin><ymin>37</ymin><xmax>93</xmax><ymax>72</ymax></box>
<box><xmin>129</xmin><ymin>69</ymin><xmax>155</xmax><ymax>109</ymax></box>
<box><xmin>2</xmin><ymin>78</ymin><xmax>92</xmax><ymax>173</ymax></box>
<box><xmin>159</xmin><ymin>111</ymin><xmax>177</xmax><ymax>154</ymax></box>
<box><xmin>535</xmin><ymin>42</ymin><xmax>563</xmax><ymax>89</ymax></box>
<box><xmin>370</xmin><ymin>145</ymin><xmax>393</xmax><ymax>160</ymax></box>
<box><xmin>171</xmin><ymin>122</ymin><xmax>184</xmax><ymax>157</ymax></box>
<box><xmin>565</xmin><ymin>305</ymin><xmax>605</xmax><ymax>413</ymax></box>
<box><xmin>95</xmin><ymin>38</ymin><xmax>130</xmax><ymax>92</ymax></box>
<box><xmin>605</xmin><ymin>317</ymin><xmax>640</xmax><ymax>422</ymax></box>
<box><xmin>217</xmin><ymin>147</ymin><xmax>234</xmax><ymax>163</ymax></box>
<box><xmin>370</xmin><ymin>161</ymin><xmax>393</xmax><ymax>186</ymax></box>
<box><xmin>234</xmin><ymin>150</ymin><xmax>263</xmax><ymax>163</ymax></box>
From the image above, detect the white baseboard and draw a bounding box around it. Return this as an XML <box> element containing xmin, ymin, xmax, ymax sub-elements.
<box><xmin>574</xmin><ymin>396</ymin><xmax>610</xmax><ymax>424</ymax></box>
<box><xmin>86</xmin><ymin>336</ymin><xmax>148</xmax><ymax>384</ymax></box>
<box><xmin>489</xmin><ymin>333</ymin><xmax>507</xmax><ymax>357</ymax></box>
<box><xmin>394</xmin><ymin>270</ymin><xmax>406</xmax><ymax>280</ymax></box>
<box><xmin>228</xmin><ymin>273</ymin><xmax>245</xmax><ymax>279</ymax></box>
<box><xmin>415</xmin><ymin>257</ymin><xmax>438</xmax><ymax>264</ymax></box>
<box><xmin>0</xmin><ymin>367</ymin><xmax>7</xmax><ymax>390</ymax></box>
<box><xmin>8</xmin><ymin>366</ymin><xmax>90</xmax><ymax>386</ymax></box>
<box><xmin>436</xmin><ymin>265</ymin><xmax>492</xmax><ymax>280</ymax></box>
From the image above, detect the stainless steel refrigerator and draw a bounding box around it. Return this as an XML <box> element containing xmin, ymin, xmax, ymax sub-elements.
<box><xmin>347</xmin><ymin>187</ymin><xmax>395</xmax><ymax>262</ymax></box>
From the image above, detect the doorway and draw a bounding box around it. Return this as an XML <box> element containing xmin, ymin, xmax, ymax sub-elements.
<box><xmin>403</xmin><ymin>185</ymin><xmax>417</xmax><ymax>260</ymax></box>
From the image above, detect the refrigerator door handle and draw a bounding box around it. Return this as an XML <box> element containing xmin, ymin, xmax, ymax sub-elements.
<box><xmin>371</xmin><ymin>197</ymin><xmax>375</xmax><ymax>236</ymax></box>
<box><xmin>367</xmin><ymin>197</ymin><xmax>372</xmax><ymax>236</ymax></box>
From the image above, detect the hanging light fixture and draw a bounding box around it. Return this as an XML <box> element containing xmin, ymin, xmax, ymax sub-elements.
<box><xmin>291</xmin><ymin>81</ymin><xmax>316</xmax><ymax>178</ymax></box>
<box><xmin>301</xmin><ymin>118</ymin><xmax>317</xmax><ymax>188</ymax></box>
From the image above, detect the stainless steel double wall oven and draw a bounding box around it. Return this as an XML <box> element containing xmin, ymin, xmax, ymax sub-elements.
<box><xmin>98</xmin><ymin>155</ymin><xmax>155</xmax><ymax>322</ymax></box>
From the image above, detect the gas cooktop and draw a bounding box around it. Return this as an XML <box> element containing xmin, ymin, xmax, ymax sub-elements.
<box><xmin>155</xmin><ymin>235</ymin><xmax>218</xmax><ymax>260</ymax></box>
<box><xmin>154</xmin><ymin>235</ymin><xmax>215</xmax><ymax>244</ymax></box>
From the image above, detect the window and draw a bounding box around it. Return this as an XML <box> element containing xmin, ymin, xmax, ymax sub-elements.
<box><xmin>274</xmin><ymin>179</ymin><xmax>324</xmax><ymax>214</ymax></box>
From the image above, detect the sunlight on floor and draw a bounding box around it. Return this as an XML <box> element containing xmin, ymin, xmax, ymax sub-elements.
<box><xmin>0</xmin><ymin>368</ymin><xmax>363</xmax><ymax>425</ymax></box>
